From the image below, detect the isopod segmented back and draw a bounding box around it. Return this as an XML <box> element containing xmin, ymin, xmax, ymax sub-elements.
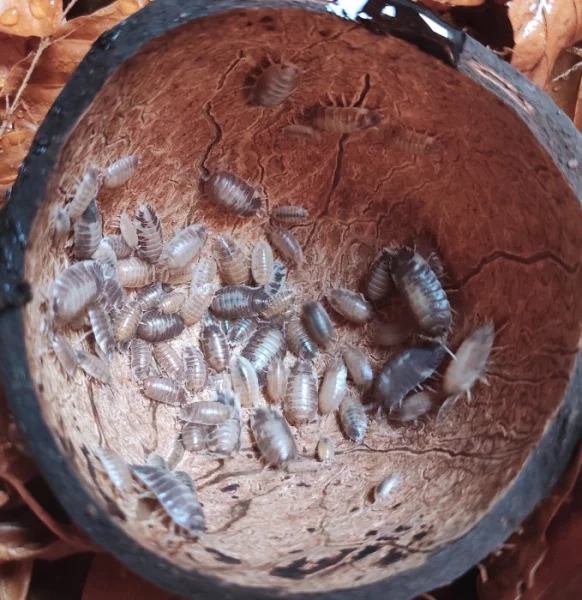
<box><xmin>206</xmin><ymin>171</ymin><xmax>261</xmax><ymax>217</ymax></box>
<box><xmin>251</xmin><ymin>406</ymin><xmax>298</xmax><ymax>467</ymax></box>
<box><xmin>284</xmin><ymin>360</ymin><xmax>318</xmax><ymax>426</ymax></box>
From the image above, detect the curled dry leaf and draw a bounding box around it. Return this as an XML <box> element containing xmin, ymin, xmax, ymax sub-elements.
<box><xmin>0</xmin><ymin>0</ymin><xmax>62</xmax><ymax>37</ymax></box>
<box><xmin>0</xmin><ymin>559</ymin><xmax>33</xmax><ymax>600</ymax></box>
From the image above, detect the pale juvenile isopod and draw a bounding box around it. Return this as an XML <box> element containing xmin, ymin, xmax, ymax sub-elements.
<box><xmin>339</xmin><ymin>395</ymin><xmax>367</xmax><ymax>442</ymax></box>
<box><xmin>283</xmin><ymin>123</ymin><xmax>316</xmax><ymax>138</ymax></box>
<box><xmin>153</xmin><ymin>342</ymin><xmax>184</xmax><ymax>380</ymax></box>
<box><xmin>183</xmin><ymin>346</ymin><xmax>208</xmax><ymax>393</ymax></box>
<box><xmin>92</xmin><ymin>239</ymin><xmax>118</xmax><ymax>270</ymax></box>
<box><xmin>88</xmin><ymin>301</ymin><xmax>115</xmax><ymax>361</ymax></box>
<box><xmin>104</xmin><ymin>234</ymin><xmax>132</xmax><ymax>259</ymax></box>
<box><xmin>213</xmin><ymin>235</ymin><xmax>250</xmax><ymax>285</ymax></box>
<box><xmin>135</xmin><ymin>281</ymin><xmax>164</xmax><ymax>310</ymax></box>
<box><xmin>327</xmin><ymin>288</ymin><xmax>373</xmax><ymax>324</ymax></box>
<box><xmin>226</xmin><ymin>318</ymin><xmax>258</xmax><ymax>347</ymax></box>
<box><xmin>146</xmin><ymin>453</ymin><xmax>168</xmax><ymax>469</ymax></box>
<box><xmin>389</xmin><ymin>248</ymin><xmax>451</xmax><ymax>338</ymax></box>
<box><xmin>119</xmin><ymin>210</ymin><xmax>138</xmax><ymax>248</ymax></box>
<box><xmin>113</xmin><ymin>300</ymin><xmax>141</xmax><ymax>342</ymax></box>
<box><xmin>230</xmin><ymin>355</ymin><xmax>260</xmax><ymax>408</ymax></box>
<box><xmin>390</xmin><ymin>126</ymin><xmax>439</xmax><ymax>156</ymax></box>
<box><xmin>374</xmin><ymin>344</ymin><xmax>445</xmax><ymax>412</ymax></box>
<box><xmin>250</xmin><ymin>406</ymin><xmax>298</xmax><ymax>467</ymax></box>
<box><xmin>50</xmin><ymin>206</ymin><xmax>70</xmax><ymax>247</ymax></box>
<box><xmin>181</xmin><ymin>283</ymin><xmax>216</xmax><ymax>325</ymax></box>
<box><xmin>210</xmin><ymin>285</ymin><xmax>269</xmax><ymax>319</ymax></box>
<box><xmin>201</xmin><ymin>317</ymin><xmax>229</xmax><ymax>372</ymax></box>
<box><xmin>117</xmin><ymin>257</ymin><xmax>156</xmax><ymax>288</ymax></box>
<box><xmin>179</xmin><ymin>400</ymin><xmax>232</xmax><ymax>425</ymax></box>
<box><xmin>302</xmin><ymin>301</ymin><xmax>334</xmax><ymax>348</ymax></box>
<box><xmin>190</xmin><ymin>256</ymin><xmax>217</xmax><ymax>291</ymax></box>
<box><xmin>73</xmin><ymin>200</ymin><xmax>102</xmax><ymax>260</ymax></box>
<box><xmin>318</xmin><ymin>357</ymin><xmax>348</xmax><ymax>414</ymax></box>
<box><xmin>130</xmin><ymin>338</ymin><xmax>152</xmax><ymax>381</ymax></box>
<box><xmin>270</xmin><ymin>205</ymin><xmax>309</xmax><ymax>224</ymax></box>
<box><xmin>93</xmin><ymin>447</ymin><xmax>132</xmax><ymax>493</ymax></box>
<box><xmin>363</xmin><ymin>249</ymin><xmax>393</xmax><ymax>302</ymax></box>
<box><xmin>207</xmin><ymin>392</ymin><xmax>242</xmax><ymax>457</ymax></box>
<box><xmin>342</xmin><ymin>347</ymin><xmax>373</xmax><ymax>392</ymax></box>
<box><xmin>373</xmin><ymin>322</ymin><xmax>412</xmax><ymax>347</ymax></box>
<box><xmin>241</xmin><ymin>326</ymin><xmax>286</xmax><ymax>382</ymax></box>
<box><xmin>66</xmin><ymin>166</ymin><xmax>100</xmax><ymax>221</ymax></box>
<box><xmin>157</xmin><ymin>290</ymin><xmax>187</xmax><ymax>314</ymax></box>
<box><xmin>134</xmin><ymin>203</ymin><xmax>163</xmax><ymax>264</ymax></box>
<box><xmin>373</xmin><ymin>474</ymin><xmax>400</xmax><ymax>503</ymax></box>
<box><xmin>266</xmin><ymin>356</ymin><xmax>287</xmax><ymax>404</ymax></box>
<box><xmin>284</xmin><ymin>360</ymin><xmax>318</xmax><ymax>426</ymax></box>
<box><xmin>142</xmin><ymin>376</ymin><xmax>186</xmax><ymax>405</ymax></box>
<box><xmin>77</xmin><ymin>350</ymin><xmax>111</xmax><ymax>383</ymax></box>
<box><xmin>442</xmin><ymin>323</ymin><xmax>494</xmax><ymax>400</ymax></box>
<box><xmin>131</xmin><ymin>465</ymin><xmax>205</xmax><ymax>537</ymax></box>
<box><xmin>287</xmin><ymin>316</ymin><xmax>318</xmax><ymax>360</ymax></box>
<box><xmin>206</xmin><ymin>171</ymin><xmax>261</xmax><ymax>217</ymax></box>
<box><xmin>264</xmin><ymin>261</ymin><xmax>287</xmax><ymax>296</ymax></box>
<box><xmin>265</xmin><ymin>224</ymin><xmax>303</xmax><ymax>265</ymax></box>
<box><xmin>261</xmin><ymin>288</ymin><xmax>296</xmax><ymax>319</ymax></box>
<box><xmin>392</xmin><ymin>391</ymin><xmax>433</xmax><ymax>422</ymax></box>
<box><xmin>160</xmin><ymin>225</ymin><xmax>208</xmax><ymax>270</ymax></box>
<box><xmin>137</xmin><ymin>312</ymin><xmax>185</xmax><ymax>342</ymax></box>
<box><xmin>313</xmin><ymin>106</ymin><xmax>383</xmax><ymax>134</ymax></box>
<box><xmin>103</xmin><ymin>155</ymin><xmax>139</xmax><ymax>188</ymax></box>
<box><xmin>251</xmin><ymin>240</ymin><xmax>274</xmax><ymax>285</ymax></box>
<box><xmin>316</xmin><ymin>437</ymin><xmax>334</xmax><ymax>463</ymax></box>
<box><xmin>181</xmin><ymin>422</ymin><xmax>209</xmax><ymax>452</ymax></box>
<box><xmin>51</xmin><ymin>260</ymin><xmax>105</xmax><ymax>324</ymax></box>
<box><xmin>253</xmin><ymin>61</ymin><xmax>299</xmax><ymax>106</ymax></box>
<box><xmin>50</xmin><ymin>332</ymin><xmax>78</xmax><ymax>377</ymax></box>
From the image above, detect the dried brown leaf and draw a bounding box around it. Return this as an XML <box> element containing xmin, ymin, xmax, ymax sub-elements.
<box><xmin>0</xmin><ymin>0</ymin><xmax>62</xmax><ymax>37</ymax></box>
<box><xmin>549</xmin><ymin>48</ymin><xmax>582</xmax><ymax>120</ymax></box>
<box><xmin>0</xmin><ymin>559</ymin><xmax>33</xmax><ymax>600</ymax></box>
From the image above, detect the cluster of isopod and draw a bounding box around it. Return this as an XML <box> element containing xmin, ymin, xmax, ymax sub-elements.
<box><xmin>44</xmin><ymin>58</ymin><xmax>493</xmax><ymax>540</ymax></box>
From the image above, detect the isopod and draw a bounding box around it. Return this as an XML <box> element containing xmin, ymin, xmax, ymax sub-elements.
<box><xmin>250</xmin><ymin>406</ymin><xmax>298</xmax><ymax>467</ymax></box>
<box><xmin>50</xmin><ymin>206</ymin><xmax>70</xmax><ymax>247</ymax></box>
<box><xmin>73</xmin><ymin>200</ymin><xmax>102</xmax><ymax>260</ymax></box>
<box><xmin>392</xmin><ymin>391</ymin><xmax>433</xmax><ymax>421</ymax></box>
<box><xmin>327</xmin><ymin>288</ymin><xmax>373</xmax><ymax>323</ymax></box>
<box><xmin>113</xmin><ymin>300</ymin><xmax>141</xmax><ymax>342</ymax></box>
<box><xmin>287</xmin><ymin>316</ymin><xmax>318</xmax><ymax>359</ymax></box>
<box><xmin>261</xmin><ymin>288</ymin><xmax>296</xmax><ymax>319</ymax></box>
<box><xmin>167</xmin><ymin>439</ymin><xmax>185</xmax><ymax>470</ymax></box>
<box><xmin>206</xmin><ymin>171</ymin><xmax>261</xmax><ymax>217</ymax></box>
<box><xmin>316</xmin><ymin>437</ymin><xmax>334</xmax><ymax>463</ymax></box>
<box><xmin>363</xmin><ymin>249</ymin><xmax>392</xmax><ymax>302</ymax></box>
<box><xmin>391</xmin><ymin>126</ymin><xmax>438</xmax><ymax>155</ymax></box>
<box><xmin>77</xmin><ymin>350</ymin><xmax>111</xmax><ymax>383</ymax></box>
<box><xmin>284</xmin><ymin>360</ymin><xmax>318</xmax><ymax>426</ymax></box>
<box><xmin>160</xmin><ymin>225</ymin><xmax>208</xmax><ymax>270</ymax></box>
<box><xmin>119</xmin><ymin>209</ymin><xmax>138</xmax><ymax>248</ymax></box>
<box><xmin>103</xmin><ymin>155</ymin><xmax>139</xmax><ymax>188</ymax></box>
<box><xmin>342</xmin><ymin>347</ymin><xmax>373</xmax><ymax>392</ymax></box>
<box><xmin>283</xmin><ymin>123</ymin><xmax>316</xmax><ymax>137</ymax></box>
<box><xmin>389</xmin><ymin>247</ymin><xmax>451</xmax><ymax>338</ymax></box>
<box><xmin>88</xmin><ymin>301</ymin><xmax>115</xmax><ymax>361</ymax></box>
<box><xmin>190</xmin><ymin>256</ymin><xmax>217</xmax><ymax>290</ymax></box>
<box><xmin>93</xmin><ymin>447</ymin><xmax>132</xmax><ymax>492</ymax></box>
<box><xmin>135</xmin><ymin>281</ymin><xmax>164</xmax><ymax>310</ymax></box>
<box><xmin>146</xmin><ymin>453</ymin><xmax>168</xmax><ymax>469</ymax></box>
<box><xmin>134</xmin><ymin>203</ymin><xmax>164</xmax><ymax>264</ymax></box>
<box><xmin>181</xmin><ymin>422</ymin><xmax>209</xmax><ymax>452</ymax></box>
<box><xmin>142</xmin><ymin>377</ymin><xmax>186</xmax><ymax>405</ymax></box>
<box><xmin>302</xmin><ymin>301</ymin><xmax>334</xmax><ymax>348</ymax></box>
<box><xmin>270</xmin><ymin>205</ymin><xmax>309</xmax><ymax>224</ymax></box>
<box><xmin>104</xmin><ymin>234</ymin><xmax>132</xmax><ymax>259</ymax></box>
<box><xmin>373</xmin><ymin>474</ymin><xmax>400</xmax><ymax>503</ymax></box>
<box><xmin>173</xmin><ymin>471</ymin><xmax>195</xmax><ymax>491</ymax></box>
<box><xmin>201</xmin><ymin>317</ymin><xmax>229</xmax><ymax>372</ymax></box>
<box><xmin>103</xmin><ymin>272</ymin><xmax>126</xmax><ymax>311</ymax></box>
<box><xmin>182</xmin><ymin>346</ymin><xmax>208</xmax><ymax>393</ymax></box>
<box><xmin>180</xmin><ymin>283</ymin><xmax>216</xmax><ymax>325</ymax></box>
<box><xmin>93</xmin><ymin>239</ymin><xmax>118</xmax><ymax>269</ymax></box>
<box><xmin>318</xmin><ymin>357</ymin><xmax>348</xmax><ymax>414</ymax></box>
<box><xmin>413</xmin><ymin>236</ymin><xmax>444</xmax><ymax>280</ymax></box>
<box><xmin>266</xmin><ymin>356</ymin><xmax>287</xmax><ymax>404</ymax></box>
<box><xmin>131</xmin><ymin>465</ymin><xmax>205</xmax><ymax>537</ymax></box>
<box><xmin>210</xmin><ymin>285</ymin><xmax>269</xmax><ymax>319</ymax></box>
<box><xmin>230</xmin><ymin>355</ymin><xmax>260</xmax><ymax>408</ymax></box>
<box><xmin>117</xmin><ymin>257</ymin><xmax>156</xmax><ymax>288</ymax></box>
<box><xmin>374</xmin><ymin>344</ymin><xmax>445</xmax><ymax>411</ymax></box>
<box><xmin>158</xmin><ymin>266</ymin><xmax>192</xmax><ymax>285</ymax></box>
<box><xmin>313</xmin><ymin>106</ymin><xmax>383</xmax><ymax>134</ymax></box>
<box><xmin>137</xmin><ymin>311</ymin><xmax>184</xmax><ymax>342</ymax></box>
<box><xmin>265</xmin><ymin>224</ymin><xmax>303</xmax><ymax>265</ymax></box>
<box><xmin>51</xmin><ymin>260</ymin><xmax>104</xmax><ymax>324</ymax></box>
<box><xmin>207</xmin><ymin>392</ymin><xmax>242</xmax><ymax>457</ymax></box>
<box><xmin>130</xmin><ymin>338</ymin><xmax>152</xmax><ymax>381</ymax></box>
<box><xmin>241</xmin><ymin>326</ymin><xmax>286</xmax><ymax>383</ymax></box>
<box><xmin>50</xmin><ymin>332</ymin><xmax>78</xmax><ymax>377</ymax></box>
<box><xmin>264</xmin><ymin>261</ymin><xmax>287</xmax><ymax>296</ymax></box>
<box><xmin>157</xmin><ymin>290</ymin><xmax>187</xmax><ymax>314</ymax></box>
<box><xmin>178</xmin><ymin>400</ymin><xmax>232</xmax><ymax>425</ymax></box>
<box><xmin>443</xmin><ymin>323</ymin><xmax>494</xmax><ymax>400</ymax></box>
<box><xmin>213</xmin><ymin>235</ymin><xmax>250</xmax><ymax>285</ymax></box>
<box><xmin>251</xmin><ymin>239</ymin><xmax>274</xmax><ymax>285</ymax></box>
<box><xmin>153</xmin><ymin>342</ymin><xmax>183</xmax><ymax>380</ymax></box>
<box><xmin>339</xmin><ymin>395</ymin><xmax>367</xmax><ymax>442</ymax></box>
<box><xmin>66</xmin><ymin>166</ymin><xmax>100</xmax><ymax>221</ymax></box>
<box><xmin>226</xmin><ymin>317</ymin><xmax>258</xmax><ymax>347</ymax></box>
<box><xmin>373</xmin><ymin>322</ymin><xmax>412</xmax><ymax>347</ymax></box>
<box><xmin>253</xmin><ymin>61</ymin><xmax>298</xmax><ymax>106</ymax></box>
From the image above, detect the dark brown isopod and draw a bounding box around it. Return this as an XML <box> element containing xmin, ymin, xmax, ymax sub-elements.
<box><xmin>251</xmin><ymin>406</ymin><xmax>298</xmax><ymax>467</ymax></box>
<box><xmin>201</xmin><ymin>317</ymin><xmax>229</xmax><ymax>372</ymax></box>
<box><xmin>206</xmin><ymin>171</ymin><xmax>261</xmax><ymax>217</ymax></box>
<box><xmin>134</xmin><ymin>203</ymin><xmax>164</xmax><ymax>264</ymax></box>
<box><xmin>253</xmin><ymin>61</ymin><xmax>299</xmax><ymax>107</ymax></box>
<box><xmin>137</xmin><ymin>311</ymin><xmax>185</xmax><ymax>342</ymax></box>
<box><xmin>313</xmin><ymin>106</ymin><xmax>383</xmax><ymax>134</ymax></box>
<box><xmin>210</xmin><ymin>285</ymin><xmax>269</xmax><ymax>319</ymax></box>
<box><xmin>241</xmin><ymin>326</ymin><xmax>286</xmax><ymax>383</ymax></box>
<box><xmin>302</xmin><ymin>301</ymin><xmax>334</xmax><ymax>348</ymax></box>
